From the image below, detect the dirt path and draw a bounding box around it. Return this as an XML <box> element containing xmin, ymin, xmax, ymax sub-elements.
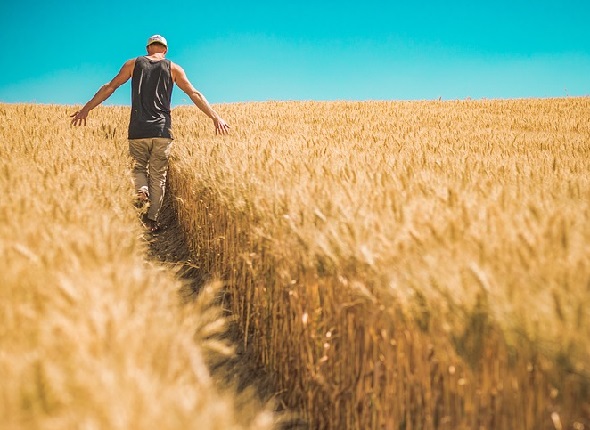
<box><xmin>143</xmin><ymin>191</ymin><xmax>308</xmax><ymax>430</ymax></box>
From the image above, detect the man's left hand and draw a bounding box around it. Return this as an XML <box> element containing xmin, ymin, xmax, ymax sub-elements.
<box><xmin>214</xmin><ymin>117</ymin><xmax>230</xmax><ymax>135</ymax></box>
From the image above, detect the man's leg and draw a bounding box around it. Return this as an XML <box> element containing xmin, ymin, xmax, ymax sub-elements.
<box><xmin>128</xmin><ymin>138</ymin><xmax>152</xmax><ymax>198</ymax></box>
<box><xmin>146</xmin><ymin>137</ymin><xmax>173</xmax><ymax>221</ymax></box>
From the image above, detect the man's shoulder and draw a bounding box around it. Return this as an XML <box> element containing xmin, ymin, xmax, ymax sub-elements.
<box><xmin>122</xmin><ymin>57</ymin><xmax>140</xmax><ymax>67</ymax></box>
<box><xmin>169</xmin><ymin>61</ymin><xmax>185</xmax><ymax>75</ymax></box>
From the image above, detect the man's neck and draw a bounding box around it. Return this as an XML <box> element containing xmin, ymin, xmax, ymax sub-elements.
<box><xmin>146</xmin><ymin>53</ymin><xmax>166</xmax><ymax>60</ymax></box>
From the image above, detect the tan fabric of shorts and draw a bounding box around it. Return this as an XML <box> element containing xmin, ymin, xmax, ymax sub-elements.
<box><xmin>128</xmin><ymin>137</ymin><xmax>173</xmax><ymax>221</ymax></box>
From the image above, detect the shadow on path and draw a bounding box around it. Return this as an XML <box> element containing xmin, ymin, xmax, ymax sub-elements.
<box><xmin>142</xmin><ymin>189</ymin><xmax>308</xmax><ymax>430</ymax></box>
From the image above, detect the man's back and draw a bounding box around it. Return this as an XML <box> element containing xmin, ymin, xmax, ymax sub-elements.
<box><xmin>128</xmin><ymin>56</ymin><xmax>174</xmax><ymax>140</ymax></box>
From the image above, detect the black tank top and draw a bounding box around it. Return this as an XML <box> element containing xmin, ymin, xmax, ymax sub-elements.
<box><xmin>128</xmin><ymin>56</ymin><xmax>174</xmax><ymax>139</ymax></box>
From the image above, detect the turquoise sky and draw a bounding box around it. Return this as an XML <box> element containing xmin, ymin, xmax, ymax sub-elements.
<box><xmin>1</xmin><ymin>0</ymin><xmax>589</xmax><ymax>105</ymax></box>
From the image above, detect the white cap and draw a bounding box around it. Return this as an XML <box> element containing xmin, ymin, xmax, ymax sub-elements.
<box><xmin>147</xmin><ymin>35</ymin><xmax>168</xmax><ymax>47</ymax></box>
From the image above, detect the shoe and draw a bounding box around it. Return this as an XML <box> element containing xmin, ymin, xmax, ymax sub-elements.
<box><xmin>145</xmin><ymin>219</ymin><xmax>161</xmax><ymax>233</ymax></box>
<box><xmin>134</xmin><ymin>190</ymin><xmax>149</xmax><ymax>208</ymax></box>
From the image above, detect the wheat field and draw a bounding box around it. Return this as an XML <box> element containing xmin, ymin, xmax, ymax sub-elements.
<box><xmin>0</xmin><ymin>104</ymin><xmax>274</xmax><ymax>429</ymax></box>
<box><xmin>168</xmin><ymin>98</ymin><xmax>590</xmax><ymax>429</ymax></box>
<box><xmin>1</xmin><ymin>98</ymin><xmax>589</xmax><ymax>429</ymax></box>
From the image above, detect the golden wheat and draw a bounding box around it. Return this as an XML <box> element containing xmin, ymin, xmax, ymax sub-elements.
<box><xmin>4</xmin><ymin>98</ymin><xmax>587</xmax><ymax>429</ymax></box>
<box><xmin>0</xmin><ymin>104</ymin><xmax>274</xmax><ymax>429</ymax></box>
<box><xmin>166</xmin><ymin>98</ymin><xmax>590</xmax><ymax>429</ymax></box>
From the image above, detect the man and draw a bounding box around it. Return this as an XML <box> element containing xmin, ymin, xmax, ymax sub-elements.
<box><xmin>71</xmin><ymin>34</ymin><xmax>230</xmax><ymax>232</ymax></box>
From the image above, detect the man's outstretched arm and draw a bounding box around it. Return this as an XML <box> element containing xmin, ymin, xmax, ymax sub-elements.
<box><xmin>172</xmin><ymin>63</ymin><xmax>230</xmax><ymax>135</ymax></box>
<box><xmin>70</xmin><ymin>59</ymin><xmax>135</xmax><ymax>126</ymax></box>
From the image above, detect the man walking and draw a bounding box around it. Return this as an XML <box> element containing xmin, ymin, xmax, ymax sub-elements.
<box><xmin>71</xmin><ymin>34</ymin><xmax>230</xmax><ymax>232</ymax></box>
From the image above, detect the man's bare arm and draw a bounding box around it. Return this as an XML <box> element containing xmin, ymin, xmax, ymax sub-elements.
<box><xmin>172</xmin><ymin>62</ymin><xmax>230</xmax><ymax>135</ymax></box>
<box><xmin>70</xmin><ymin>59</ymin><xmax>135</xmax><ymax>126</ymax></box>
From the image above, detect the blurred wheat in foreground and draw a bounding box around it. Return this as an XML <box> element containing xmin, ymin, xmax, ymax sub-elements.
<box><xmin>0</xmin><ymin>104</ymin><xmax>274</xmax><ymax>430</ymax></box>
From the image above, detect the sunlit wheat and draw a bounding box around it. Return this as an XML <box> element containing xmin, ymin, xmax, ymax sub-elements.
<box><xmin>168</xmin><ymin>98</ymin><xmax>590</xmax><ymax>429</ymax></box>
<box><xmin>0</xmin><ymin>103</ymin><xmax>273</xmax><ymax>430</ymax></box>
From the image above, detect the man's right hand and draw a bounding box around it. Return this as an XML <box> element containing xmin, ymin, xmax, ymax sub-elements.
<box><xmin>70</xmin><ymin>109</ymin><xmax>88</xmax><ymax>126</ymax></box>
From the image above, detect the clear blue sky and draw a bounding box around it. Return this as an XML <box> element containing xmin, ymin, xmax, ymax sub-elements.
<box><xmin>1</xmin><ymin>0</ymin><xmax>589</xmax><ymax>105</ymax></box>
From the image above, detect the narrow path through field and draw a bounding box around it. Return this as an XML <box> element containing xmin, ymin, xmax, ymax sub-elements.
<box><xmin>143</xmin><ymin>190</ymin><xmax>308</xmax><ymax>430</ymax></box>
